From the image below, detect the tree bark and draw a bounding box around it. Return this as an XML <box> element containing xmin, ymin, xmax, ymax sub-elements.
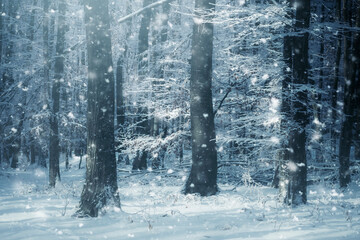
<box><xmin>78</xmin><ymin>0</ymin><xmax>119</xmax><ymax>217</ymax></box>
<box><xmin>277</xmin><ymin>12</ymin><xmax>293</xmax><ymax>191</ymax></box>
<box><xmin>338</xmin><ymin>0</ymin><xmax>357</xmax><ymax>188</ymax></box>
<box><xmin>49</xmin><ymin>0</ymin><xmax>66</xmax><ymax>187</ymax></box>
<box><xmin>0</xmin><ymin>0</ymin><xmax>3</xmax><ymax>67</ymax></box>
<box><xmin>116</xmin><ymin>57</ymin><xmax>125</xmax><ymax>128</ymax></box>
<box><xmin>132</xmin><ymin>0</ymin><xmax>153</xmax><ymax>170</ymax></box>
<box><xmin>184</xmin><ymin>0</ymin><xmax>218</xmax><ymax>196</ymax></box>
<box><xmin>355</xmin><ymin>2</ymin><xmax>360</xmax><ymax>160</ymax></box>
<box><xmin>5</xmin><ymin>0</ymin><xmax>20</xmax><ymax>169</ymax></box>
<box><xmin>278</xmin><ymin>0</ymin><xmax>309</xmax><ymax>205</ymax></box>
<box><xmin>331</xmin><ymin>0</ymin><xmax>342</xmax><ymax>159</ymax></box>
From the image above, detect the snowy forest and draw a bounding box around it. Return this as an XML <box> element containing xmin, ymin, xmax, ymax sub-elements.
<box><xmin>0</xmin><ymin>0</ymin><xmax>359</xmax><ymax>239</ymax></box>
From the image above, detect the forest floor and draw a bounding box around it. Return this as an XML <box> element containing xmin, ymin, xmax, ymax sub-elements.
<box><xmin>0</xmin><ymin>156</ymin><xmax>360</xmax><ymax>240</ymax></box>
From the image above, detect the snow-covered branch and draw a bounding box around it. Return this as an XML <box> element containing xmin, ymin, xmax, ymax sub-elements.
<box><xmin>117</xmin><ymin>0</ymin><xmax>174</xmax><ymax>24</ymax></box>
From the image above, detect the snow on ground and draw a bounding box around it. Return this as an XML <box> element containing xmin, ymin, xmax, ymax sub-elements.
<box><xmin>1</xmin><ymin>156</ymin><xmax>360</xmax><ymax>240</ymax></box>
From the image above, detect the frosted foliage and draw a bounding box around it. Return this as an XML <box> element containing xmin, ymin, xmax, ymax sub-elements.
<box><xmin>212</xmin><ymin>1</ymin><xmax>286</xmax><ymax>179</ymax></box>
<box><xmin>0</xmin><ymin>0</ymin><xmax>359</xmax><ymax>238</ymax></box>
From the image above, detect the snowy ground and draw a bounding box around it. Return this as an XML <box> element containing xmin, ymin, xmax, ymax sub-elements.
<box><xmin>1</xmin><ymin>156</ymin><xmax>360</xmax><ymax>240</ymax></box>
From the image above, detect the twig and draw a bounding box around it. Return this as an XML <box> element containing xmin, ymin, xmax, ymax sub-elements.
<box><xmin>213</xmin><ymin>87</ymin><xmax>232</xmax><ymax>116</ymax></box>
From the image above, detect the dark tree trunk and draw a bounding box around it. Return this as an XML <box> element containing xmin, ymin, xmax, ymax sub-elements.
<box><xmin>138</xmin><ymin>0</ymin><xmax>152</xmax><ymax>74</ymax></box>
<box><xmin>49</xmin><ymin>0</ymin><xmax>66</xmax><ymax>187</ymax></box>
<box><xmin>0</xmin><ymin>0</ymin><xmax>3</xmax><ymax>67</ymax></box>
<box><xmin>338</xmin><ymin>0</ymin><xmax>357</xmax><ymax>188</ymax></box>
<box><xmin>184</xmin><ymin>0</ymin><xmax>218</xmax><ymax>196</ymax></box>
<box><xmin>276</xmin><ymin>30</ymin><xmax>293</xmax><ymax>190</ymax></box>
<box><xmin>278</xmin><ymin>0</ymin><xmax>309</xmax><ymax>205</ymax></box>
<box><xmin>116</xmin><ymin>57</ymin><xmax>125</xmax><ymax>128</ymax></box>
<box><xmin>65</xmin><ymin>148</ymin><xmax>69</xmax><ymax>170</ymax></box>
<box><xmin>39</xmin><ymin>0</ymin><xmax>51</xmax><ymax>169</ymax></box>
<box><xmin>287</xmin><ymin>0</ymin><xmax>310</xmax><ymax>205</ymax></box>
<box><xmin>331</xmin><ymin>0</ymin><xmax>342</xmax><ymax>159</ymax></box>
<box><xmin>0</xmin><ymin>0</ymin><xmax>2</xmax><ymax>165</ymax></box>
<box><xmin>5</xmin><ymin>1</ymin><xmax>20</xmax><ymax>169</ymax></box>
<box><xmin>43</xmin><ymin>0</ymin><xmax>50</xmax><ymax>102</ymax></box>
<box><xmin>312</xmin><ymin>2</ymin><xmax>325</xmax><ymax>162</ymax></box>
<box><xmin>30</xmin><ymin>142</ymin><xmax>36</xmax><ymax>164</ymax></box>
<box><xmin>78</xmin><ymin>0</ymin><xmax>119</xmax><ymax>217</ymax></box>
<box><xmin>115</xmin><ymin>57</ymin><xmax>125</xmax><ymax>163</ymax></box>
<box><xmin>150</xmin><ymin>2</ymin><xmax>171</xmax><ymax>169</ymax></box>
<box><xmin>132</xmin><ymin>0</ymin><xmax>153</xmax><ymax>170</ymax></box>
<box><xmin>278</xmin><ymin>0</ymin><xmax>294</xmax><ymax>193</ymax></box>
<box><xmin>355</xmin><ymin>3</ymin><xmax>360</xmax><ymax>160</ymax></box>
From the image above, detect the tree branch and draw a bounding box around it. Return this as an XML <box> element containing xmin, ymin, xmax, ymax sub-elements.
<box><xmin>213</xmin><ymin>87</ymin><xmax>231</xmax><ymax>116</ymax></box>
<box><xmin>117</xmin><ymin>0</ymin><xmax>173</xmax><ymax>24</ymax></box>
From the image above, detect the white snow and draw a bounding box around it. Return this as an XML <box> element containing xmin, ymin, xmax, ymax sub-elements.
<box><xmin>0</xmin><ymin>156</ymin><xmax>359</xmax><ymax>240</ymax></box>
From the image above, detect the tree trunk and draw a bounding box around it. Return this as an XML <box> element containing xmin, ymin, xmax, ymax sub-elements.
<box><xmin>78</xmin><ymin>0</ymin><xmax>119</xmax><ymax>217</ymax></box>
<box><xmin>278</xmin><ymin>0</ymin><xmax>294</xmax><ymax>194</ymax></box>
<box><xmin>277</xmin><ymin>23</ymin><xmax>293</xmax><ymax>191</ymax></box>
<box><xmin>355</xmin><ymin>2</ymin><xmax>360</xmax><ymax>160</ymax></box>
<box><xmin>49</xmin><ymin>0</ymin><xmax>66</xmax><ymax>187</ymax></box>
<box><xmin>5</xmin><ymin>1</ymin><xmax>20</xmax><ymax>169</ymax></box>
<box><xmin>30</xmin><ymin>142</ymin><xmax>36</xmax><ymax>164</ymax></box>
<box><xmin>278</xmin><ymin>0</ymin><xmax>309</xmax><ymax>205</ymax></box>
<box><xmin>0</xmin><ymin>0</ymin><xmax>3</xmax><ymax>165</ymax></box>
<box><xmin>42</xmin><ymin>0</ymin><xmax>50</xmax><ymax>103</ymax></box>
<box><xmin>287</xmin><ymin>0</ymin><xmax>310</xmax><ymax>205</ymax></box>
<box><xmin>338</xmin><ymin>0</ymin><xmax>357</xmax><ymax>188</ymax></box>
<box><xmin>0</xmin><ymin>0</ymin><xmax>3</xmax><ymax>67</ymax></box>
<box><xmin>184</xmin><ymin>0</ymin><xmax>218</xmax><ymax>196</ymax></box>
<box><xmin>116</xmin><ymin>57</ymin><xmax>125</xmax><ymax>128</ymax></box>
<box><xmin>331</xmin><ymin>0</ymin><xmax>342</xmax><ymax>160</ymax></box>
<box><xmin>132</xmin><ymin>0</ymin><xmax>153</xmax><ymax>171</ymax></box>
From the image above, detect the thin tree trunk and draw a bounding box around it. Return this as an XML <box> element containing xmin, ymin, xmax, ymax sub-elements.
<box><xmin>151</xmin><ymin>2</ymin><xmax>170</xmax><ymax>169</ymax></box>
<box><xmin>30</xmin><ymin>142</ymin><xmax>36</xmax><ymax>164</ymax></box>
<box><xmin>43</xmin><ymin>0</ymin><xmax>50</xmax><ymax>103</ymax></box>
<box><xmin>338</xmin><ymin>0</ymin><xmax>356</xmax><ymax>188</ymax></box>
<box><xmin>355</xmin><ymin>1</ymin><xmax>360</xmax><ymax>160</ymax></box>
<box><xmin>0</xmin><ymin>0</ymin><xmax>3</xmax><ymax>67</ymax></box>
<box><xmin>116</xmin><ymin>57</ymin><xmax>125</xmax><ymax>128</ymax></box>
<box><xmin>132</xmin><ymin>0</ymin><xmax>153</xmax><ymax>170</ymax></box>
<box><xmin>184</xmin><ymin>0</ymin><xmax>218</xmax><ymax>196</ymax></box>
<box><xmin>49</xmin><ymin>0</ymin><xmax>66</xmax><ymax>187</ymax></box>
<box><xmin>7</xmin><ymin>1</ymin><xmax>20</xmax><ymax>169</ymax></box>
<box><xmin>115</xmin><ymin>57</ymin><xmax>125</xmax><ymax>163</ymax></box>
<box><xmin>331</xmin><ymin>10</ymin><xmax>341</xmax><ymax>160</ymax></box>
